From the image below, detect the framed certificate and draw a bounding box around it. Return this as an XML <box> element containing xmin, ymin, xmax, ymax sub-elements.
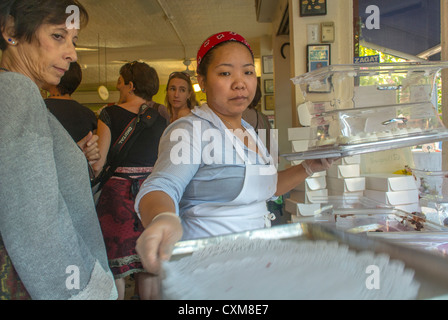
<box><xmin>264</xmin><ymin>79</ymin><xmax>274</xmax><ymax>94</ymax></box>
<box><xmin>265</xmin><ymin>95</ymin><xmax>275</xmax><ymax>110</ymax></box>
<box><xmin>262</xmin><ymin>55</ymin><xmax>274</xmax><ymax>74</ymax></box>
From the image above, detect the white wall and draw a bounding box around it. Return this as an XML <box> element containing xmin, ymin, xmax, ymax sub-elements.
<box><xmin>267</xmin><ymin>0</ymin><xmax>354</xmax><ymax>169</ymax></box>
<box><xmin>288</xmin><ymin>0</ymin><xmax>354</xmax><ymax>126</ymax></box>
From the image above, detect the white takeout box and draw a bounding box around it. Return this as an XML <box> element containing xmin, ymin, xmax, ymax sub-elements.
<box><xmin>395</xmin><ymin>203</ymin><xmax>421</xmax><ymax>213</ymax></box>
<box><xmin>327</xmin><ymin>164</ymin><xmax>360</xmax><ymax>179</ymax></box>
<box><xmin>288</xmin><ymin>162</ymin><xmax>328</xmax><ymax>177</ymax></box>
<box><xmin>334</xmin><ymin>155</ymin><xmax>361</xmax><ymax>165</ymax></box>
<box><xmin>328</xmin><ymin>190</ymin><xmax>365</xmax><ymax>197</ymax></box>
<box><xmin>288</xmin><ymin>127</ymin><xmax>314</xmax><ymax>141</ymax></box>
<box><xmin>294</xmin><ymin>176</ymin><xmax>327</xmax><ymax>192</ymax></box>
<box><xmin>326</xmin><ymin>177</ymin><xmax>365</xmax><ymax>193</ymax></box>
<box><xmin>291</xmin><ymin>140</ymin><xmax>310</xmax><ymax>152</ymax></box>
<box><xmin>364</xmin><ymin>174</ymin><xmax>417</xmax><ymax>192</ymax></box>
<box><xmin>289</xmin><ymin>189</ymin><xmax>328</xmax><ymax>204</ymax></box>
<box><xmin>364</xmin><ymin>189</ymin><xmax>419</xmax><ymax>206</ymax></box>
<box><xmin>285</xmin><ymin>198</ymin><xmax>321</xmax><ymax>217</ymax></box>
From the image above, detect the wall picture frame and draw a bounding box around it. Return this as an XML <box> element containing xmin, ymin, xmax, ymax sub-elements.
<box><xmin>264</xmin><ymin>79</ymin><xmax>274</xmax><ymax>94</ymax></box>
<box><xmin>262</xmin><ymin>55</ymin><xmax>274</xmax><ymax>74</ymax></box>
<box><xmin>265</xmin><ymin>95</ymin><xmax>275</xmax><ymax>110</ymax></box>
<box><xmin>306</xmin><ymin>44</ymin><xmax>331</xmax><ymax>93</ymax></box>
<box><xmin>299</xmin><ymin>0</ymin><xmax>327</xmax><ymax>17</ymax></box>
<box><xmin>307</xmin><ymin>44</ymin><xmax>330</xmax><ymax>72</ymax></box>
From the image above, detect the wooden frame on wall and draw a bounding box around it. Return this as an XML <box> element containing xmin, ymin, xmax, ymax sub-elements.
<box><xmin>265</xmin><ymin>95</ymin><xmax>275</xmax><ymax>110</ymax></box>
<box><xmin>264</xmin><ymin>79</ymin><xmax>274</xmax><ymax>94</ymax></box>
<box><xmin>299</xmin><ymin>0</ymin><xmax>327</xmax><ymax>17</ymax></box>
<box><xmin>262</xmin><ymin>55</ymin><xmax>274</xmax><ymax>74</ymax></box>
<box><xmin>306</xmin><ymin>44</ymin><xmax>331</xmax><ymax>72</ymax></box>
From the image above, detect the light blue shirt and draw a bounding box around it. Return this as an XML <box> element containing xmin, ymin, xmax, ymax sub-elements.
<box><xmin>135</xmin><ymin>104</ymin><xmax>274</xmax><ymax>218</ymax></box>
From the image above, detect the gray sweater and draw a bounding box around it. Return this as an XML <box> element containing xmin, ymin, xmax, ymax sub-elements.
<box><xmin>0</xmin><ymin>72</ymin><xmax>117</xmax><ymax>300</ymax></box>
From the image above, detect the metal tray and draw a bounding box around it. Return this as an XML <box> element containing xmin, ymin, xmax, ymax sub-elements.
<box><xmin>171</xmin><ymin>222</ymin><xmax>448</xmax><ymax>299</ymax></box>
<box><xmin>282</xmin><ymin>130</ymin><xmax>448</xmax><ymax>160</ymax></box>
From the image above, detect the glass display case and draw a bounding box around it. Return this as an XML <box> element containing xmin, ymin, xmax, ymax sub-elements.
<box><xmin>283</xmin><ymin>62</ymin><xmax>448</xmax><ymax>160</ymax></box>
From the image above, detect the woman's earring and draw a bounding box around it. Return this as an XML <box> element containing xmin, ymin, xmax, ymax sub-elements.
<box><xmin>8</xmin><ymin>38</ymin><xmax>16</xmax><ymax>45</ymax></box>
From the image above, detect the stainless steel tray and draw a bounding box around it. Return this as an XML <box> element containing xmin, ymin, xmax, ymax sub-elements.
<box><xmin>171</xmin><ymin>222</ymin><xmax>448</xmax><ymax>299</ymax></box>
<box><xmin>282</xmin><ymin>130</ymin><xmax>448</xmax><ymax>160</ymax></box>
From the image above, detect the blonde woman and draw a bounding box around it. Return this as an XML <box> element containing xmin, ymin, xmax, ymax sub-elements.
<box><xmin>165</xmin><ymin>71</ymin><xmax>198</xmax><ymax>122</ymax></box>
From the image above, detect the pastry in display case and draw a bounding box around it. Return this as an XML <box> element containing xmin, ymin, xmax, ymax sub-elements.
<box><xmin>283</xmin><ymin>62</ymin><xmax>448</xmax><ymax>160</ymax></box>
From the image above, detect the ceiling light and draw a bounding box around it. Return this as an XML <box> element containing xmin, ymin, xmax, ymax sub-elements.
<box><xmin>193</xmin><ymin>84</ymin><xmax>201</xmax><ymax>92</ymax></box>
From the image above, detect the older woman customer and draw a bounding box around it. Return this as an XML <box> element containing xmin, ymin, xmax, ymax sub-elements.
<box><xmin>0</xmin><ymin>0</ymin><xmax>117</xmax><ymax>299</ymax></box>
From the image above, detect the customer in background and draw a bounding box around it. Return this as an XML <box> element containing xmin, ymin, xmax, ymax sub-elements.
<box><xmin>93</xmin><ymin>61</ymin><xmax>167</xmax><ymax>300</ymax></box>
<box><xmin>115</xmin><ymin>61</ymin><xmax>170</xmax><ymax>124</ymax></box>
<box><xmin>0</xmin><ymin>0</ymin><xmax>117</xmax><ymax>300</ymax></box>
<box><xmin>134</xmin><ymin>31</ymin><xmax>336</xmax><ymax>287</ymax></box>
<box><xmin>165</xmin><ymin>71</ymin><xmax>198</xmax><ymax>122</ymax></box>
<box><xmin>242</xmin><ymin>84</ymin><xmax>271</xmax><ymax>151</ymax></box>
<box><xmin>45</xmin><ymin>61</ymin><xmax>98</xmax><ymax>143</ymax></box>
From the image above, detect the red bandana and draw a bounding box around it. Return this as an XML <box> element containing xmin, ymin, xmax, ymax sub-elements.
<box><xmin>196</xmin><ymin>31</ymin><xmax>253</xmax><ymax>67</ymax></box>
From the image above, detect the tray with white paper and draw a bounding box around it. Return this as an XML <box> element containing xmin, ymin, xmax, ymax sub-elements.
<box><xmin>168</xmin><ymin>222</ymin><xmax>448</xmax><ymax>300</ymax></box>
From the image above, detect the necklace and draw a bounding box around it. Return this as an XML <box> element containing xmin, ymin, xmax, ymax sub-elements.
<box><xmin>0</xmin><ymin>67</ymin><xmax>9</xmax><ymax>72</ymax></box>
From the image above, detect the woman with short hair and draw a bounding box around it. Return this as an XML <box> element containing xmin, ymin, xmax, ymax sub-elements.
<box><xmin>0</xmin><ymin>0</ymin><xmax>117</xmax><ymax>300</ymax></box>
<box><xmin>93</xmin><ymin>61</ymin><xmax>167</xmax><ymax>300</ymax></box>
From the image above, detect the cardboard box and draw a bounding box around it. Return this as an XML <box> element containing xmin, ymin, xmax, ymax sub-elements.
<box><xmin>285</xmin><ymin>198</ymin><xmax>321</xmax><ymax>217</ymax></box>
<box><xmin>328</xmin><ymin>189</ymin><xmax>365</xmax><ymax>198</ymax></box>
<box><xmin>326</xmin><ymin>177</ymin><xmax>365</xmax><ymax>193</ymax></box>
<box><xmin>364</xmin><ymin>189</ymin><xmax>419</xmax><ymax>206</ymax></box>
<box><xmin>334</xmin><ymin>155</ymin><xmax>361</xmax><ymax>165</ymax></box>
<box><xmin>288</xmin><ymin>127</ymin><xmax>314</xmax><ymax>141</ymax></box>
<box><xmin>291</xmin><ymin>140</ymin><xmax>310</xmax><ymax>152</ymax></box>
<box><xmin>364</xmin><ymin>174</ymin><xmax>417</xmax><ymax>192</ymax></box>
<box><xmin>289</xmin><ymin>161</ymin><xmax>328</xmax><ymax>177</ymax></box>
<box><xmin>289</xmin><ymin>189</ymin><xmax>328</xmax><ymax>204</ymax></box>
<box><xmin>395</xmin><ymin>203</ymin><xmax>420</xmax><ymax>214</ymax></box>
<box><xmin>294</xmin><ymin>176</ymin><xmax>327</xmax><ymax>192</ymax></box>
<box><xmin>327</xmin><ymin>164</ymin><xmax>360</xmax><ymax>179</ymax></box>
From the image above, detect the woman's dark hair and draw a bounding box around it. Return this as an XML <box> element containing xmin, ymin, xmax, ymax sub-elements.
<box><xmin>0</xmin><ymin>0</ymin><xmax>89</xmax><ymax>51</ymax></box>
<box><xmin>247</xmin><ymin>84</ymin><xmax>262</xmax><ymax>109</ymax></box>
<box><xmin>57</xmin><ymin>61</ymin><xmax>82</xmax><ymax>95</ymax></box>
<box><xmin>120</xmin><ymin>61</ymin><xmax>159</xmax><ymax>101</ymax></box>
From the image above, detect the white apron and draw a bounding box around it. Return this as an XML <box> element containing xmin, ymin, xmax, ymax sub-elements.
<box><xmin>181</xmin><ymin>128</ymin><xmax>277</xmax><ymax>240</ymax></box>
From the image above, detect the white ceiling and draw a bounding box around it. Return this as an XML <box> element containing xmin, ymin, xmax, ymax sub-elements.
<box><xmin>76</xmin><ymin>0</ymin><xmax>274</xmax><ymax>91</ymax></box>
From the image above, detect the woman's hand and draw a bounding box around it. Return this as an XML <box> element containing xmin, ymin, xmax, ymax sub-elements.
<box><xmin>136</xmin><ymin>213</ymin><xmax>183</xmax><ymax>275</ymax></box>
<box><xmin>77</xmin><ymin>131</ymin><xmax>101</xmax><ymax>164</ymax></box>
<box><xmin>302</xmin><ymin>158</ymin><xmax>338</xmax><ymax>176</ymax></box>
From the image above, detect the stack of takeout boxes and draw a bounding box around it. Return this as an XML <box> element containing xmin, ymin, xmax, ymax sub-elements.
<box><xmin>326</xmin><ymin>155</ymin><xmax>366</xmax><ymax>198</ymax></box>
<box><xmin>363</xmin><ymin>174</ymin><xmax>420</xmax><ymax>213</ymax></box>
<box><xmin>285</xmin><ymin>127</ymin><xmax>327</xmax><ymax>221</ymax></box>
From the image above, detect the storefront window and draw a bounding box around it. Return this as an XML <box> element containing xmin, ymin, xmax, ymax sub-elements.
<box><xmin>354</xmin><ymin>0</ymin><xmax>443</xmax><ymax>151</ymax></box>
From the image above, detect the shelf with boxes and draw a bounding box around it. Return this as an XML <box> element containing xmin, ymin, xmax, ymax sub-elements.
<box><xmin>282</xmin><ymin>62</ymin><xmax>448</xmax><ymax>161</ymax></box>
